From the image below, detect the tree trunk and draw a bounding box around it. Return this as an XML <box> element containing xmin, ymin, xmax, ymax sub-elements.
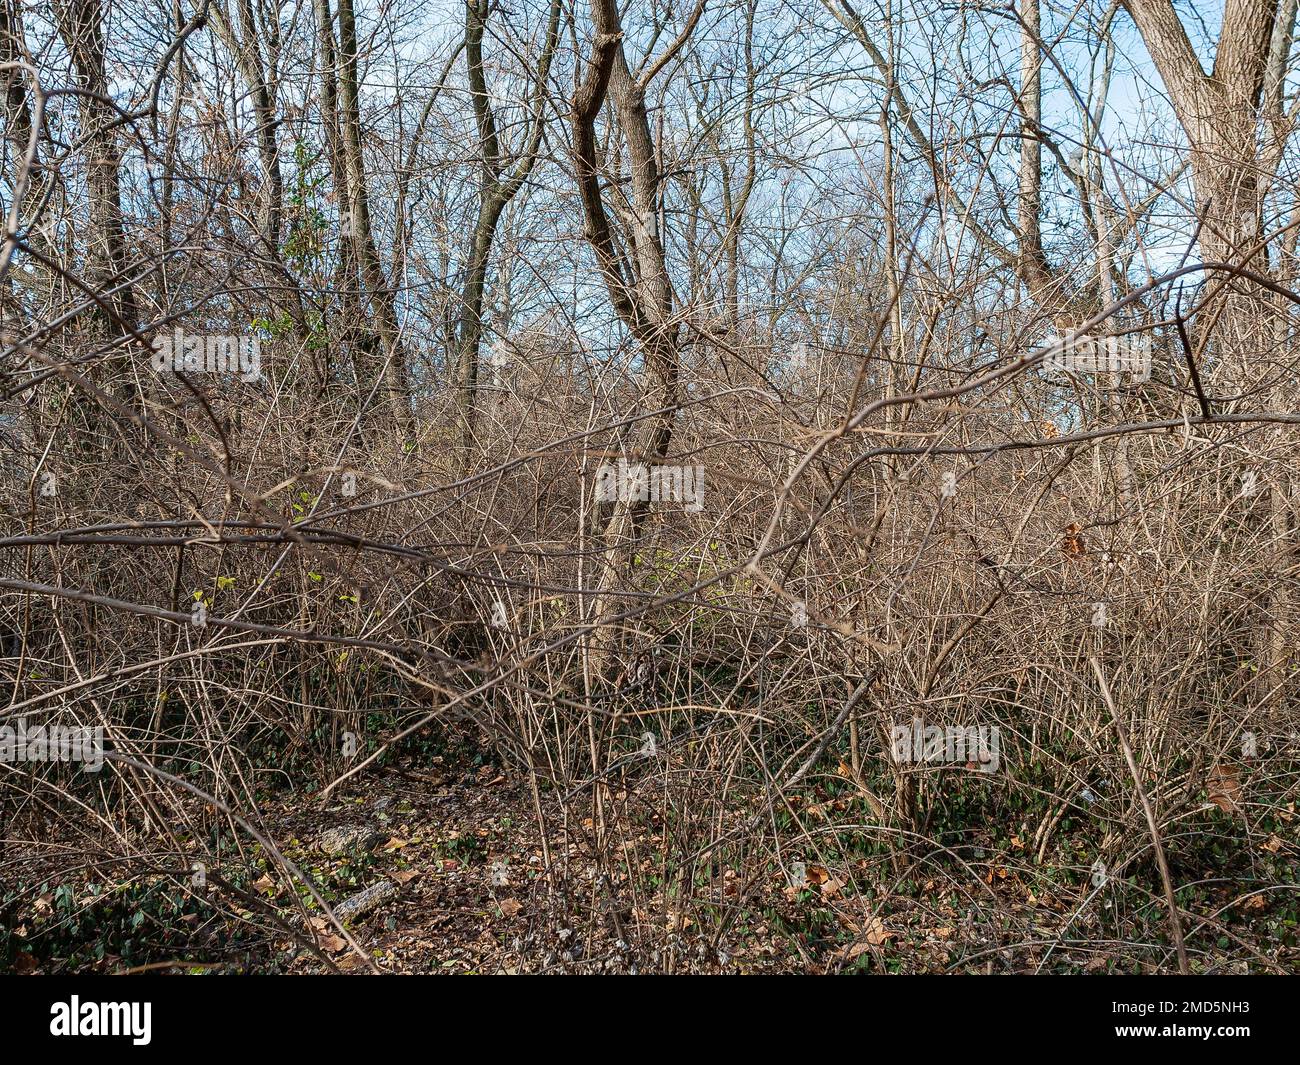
<box><xmin>332</xmin><ymin>0</ymin><xmax>413</xmax><ymax>435</ymax></box>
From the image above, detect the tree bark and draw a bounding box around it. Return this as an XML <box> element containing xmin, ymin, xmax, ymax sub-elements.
<box><xmin>572</xmin><ymin>0</ymin><xmax>684</xmax><ymax>685</ymax></box>
<box><xmin>330</xmin><ymin>0</ymin><xmax>413</xmax><ymax>434</ymax></box>
<box><xmin>454</xmin><ymin>0</ymin><xmax>560</xmax><ymax>452</ymax></box>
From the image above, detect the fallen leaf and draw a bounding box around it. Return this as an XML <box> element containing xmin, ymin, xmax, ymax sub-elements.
<box><xmin>819</xmin><ymin>877</ymin><xmax>844</xmax><ymax>898</ymax></box>
<box><xmin>863</xmin><ymin>915</ymin><xmax>893</xmax><ymax>944</ymax></box>
<box><xmin>1260</xmin><ymin>834</ymin><xmax>1283</xmax><ymax>853</ymax></box>
<box><xmin>498</xmin><ymin>897</ymin><xmax>523</xmax><ymax>918</ymax></box>
<box><xmin>1061</xmin><ymin>522</ymin><xmax>1087</xmax><ymax>560</ymax></box>
<box><xmin>391</xmin><ymin>869</ymin><xmax>420</xmax><ymax>884</ymax></box>
<box><xmin>841</xmin><ymin>915</ymin><xmax>895</xmax><ymax>957</ymax></box>
<box><xmin>806</xmin><ymin>864</ymin><xmax>830</xmax><ymax>885</ymax></box>
<box><xmin>1208</xmin><ymin>764</ymin><xmax>1241</xmax><ymax>813</ymax></box>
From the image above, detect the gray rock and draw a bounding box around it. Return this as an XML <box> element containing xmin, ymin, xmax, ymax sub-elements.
<box><xmin>334</xmin><ymin>879</ymin><xmax>396</xmax><ymax>922</ymax></box>
<box><xmin>318</xmin><ymin>824</ymin><xmax>379</xmax><ymax>855</ymax></box>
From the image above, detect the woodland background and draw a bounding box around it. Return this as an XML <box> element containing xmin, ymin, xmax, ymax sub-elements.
<box><xmin>2</xmin><ymin>0</ymin><xmax>1299</xmax><ymax>973</ymax></box>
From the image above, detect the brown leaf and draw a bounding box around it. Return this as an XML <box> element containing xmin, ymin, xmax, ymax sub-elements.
<box><xmin>391</xmin><ymin>869</ymin><xmax>420</xmax><ymax>884</ymax></box>
<box><xmin>308</xmin><ymin>917</ymin><xmax>346</xmax><ymax>952</ymax></box>
<box><xmin>1061</xmin><ymin>522</ymin><xmax>1087</xmax><ymax>559</ymax></box>
<box><xmin>498</xmin><ymin>897</ymin><xmax>523</xmax><ymax>918</ymax></box>
<box><xmin>842</xmin><ymin>910</ymin><xmax>894</xmax><ymax>951</ymax></box>
<box><xmin>1208</xmin><ymin>764</ymin><xmax>1241</xmax><ymax>813</ymax></box>
<box><xmin>861</xmin><ymin>916</ymin><xmax>895</xmax><ymax>947</ymax></box>
<box><xmin>806</xmin><ymin>864</ymin><xmax>830</xmax><ymax>885</ymax></box>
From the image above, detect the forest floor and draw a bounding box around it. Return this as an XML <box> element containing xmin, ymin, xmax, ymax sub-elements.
<box><xmin>5</xmin><ymin>744</ymin><xmax>1295</xmax><ymax>974</ymax></box>
<box><xmin>6</xmin><ymin>763</ymin><xmax>793</xmax><ymax>974</ymax></box>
